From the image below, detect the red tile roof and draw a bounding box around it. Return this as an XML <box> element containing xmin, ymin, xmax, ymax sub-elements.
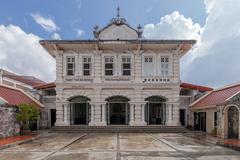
<box><xmin>180</xmin><ymin>82</ymin><xmax>213</xmax><ymax>92</ymax></box>
<box><xmin>1</xmin><ymin>69</ymin><xmax>46</xmax><ymax>86</ymax></box>
<box><xmin>191</xmin><ymin>83</ymin><xmax>240</xmax><ymax>110</ymax></box>
<box><xmin>34</xmin><ymin>82</ymin><xmax>56</xmax><ymax>89</ymax></box>
<box><xmin>0</xmin><ymin>84</ymin><xmax>43</xmax><ymax>108</ymax></box>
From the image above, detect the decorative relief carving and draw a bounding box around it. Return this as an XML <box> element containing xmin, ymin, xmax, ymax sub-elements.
<box><xmin>65</xmin><ymin>76</ymin><xmax>93</xmax><ymax>82</ymax></box>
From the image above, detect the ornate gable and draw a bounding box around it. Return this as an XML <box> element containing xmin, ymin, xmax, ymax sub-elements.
<box><xmin>93</xmin><ymin>7</ymin><xmax>143</xmax><ymax>40</ymax></box>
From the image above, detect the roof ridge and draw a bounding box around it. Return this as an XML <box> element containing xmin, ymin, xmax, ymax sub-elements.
<box><xmin>214</xmin><ymin>82</ymin><xmax>240</xmax><ymax>92</ymax></box>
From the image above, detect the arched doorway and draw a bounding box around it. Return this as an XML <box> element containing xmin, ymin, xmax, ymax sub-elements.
<box><xmin>69</xmin><ymin>96</ymin><xmax>91</xmax><ymax>125</ymax></box>
<box><xmin>106</xmin><ymin>96</ymin><xmax>130</xmax><ymax>125</ymax></box>
<box><xmin>145</xmin><ymin>96</ymin><xmax>166</xmax><ymax>125</ymax></box>
<box><xmin>227</xmin><ymin>106</ymin><xmax>239</xmax><ymax>139</ymax></box>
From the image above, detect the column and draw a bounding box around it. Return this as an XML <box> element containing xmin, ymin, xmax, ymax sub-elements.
<box><xmin>102</xmin><ymin>104</ymin><xmax>106</xmax><ymax>125</ymax></box>
<box><xmin>129</xmin><ymin>102</ymin><xmax>146</xmax><ymax>126</ymax></box>
<box><xmin>89</xmin><ymin>104</ymin><xmax>95</xmax><ymax>126</ymax></box>
<box><xmin>129</xmin><ymin>104</ymin><xmax>134</xmax><ymax>124</ymax></box>
<box><xmin>166</xmin><ymin>104</ymin><xmax>173</xmax><ymax>125</ymax></box>
<box><xmin>166</xmin><ymin>103</ymin><xmax>180</xmax><ymax>126</ymax></box>
<box><xmin>55</xmin><ymin>103</ymin><xmax>69</xmax><ymax>126</ymax></box>
<box><xmin>89</xmin><ymin>103</ymin><xmax>107</xmax><ymax>126</ymax></box>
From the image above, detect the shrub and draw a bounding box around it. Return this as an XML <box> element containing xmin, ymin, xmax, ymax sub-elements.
<box><xmin>16</xmin><ymin>104</ymin><xmax>40</xmax><ymax>130</ymax></box>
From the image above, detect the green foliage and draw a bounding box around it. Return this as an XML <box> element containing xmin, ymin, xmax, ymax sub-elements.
<box><xmin>16</xmin><ymin>104</ymin><xmax>40</xmax><ymax>130</ymax></box>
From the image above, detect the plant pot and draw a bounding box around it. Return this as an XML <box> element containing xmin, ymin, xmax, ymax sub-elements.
<box><xmin>20</xmin><ymin>129</ymin><xmax>32</xmax><ymax>135</ymax></box>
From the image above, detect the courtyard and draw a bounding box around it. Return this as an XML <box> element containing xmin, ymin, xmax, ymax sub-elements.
<box><xmin>0</xmin><ymin>132</ymin><xmax>240</xmax><ymax>160</ymax></box>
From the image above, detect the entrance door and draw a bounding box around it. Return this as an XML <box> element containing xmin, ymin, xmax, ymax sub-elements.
<box><xmin>180</xmin><ymin>109</ymin><xmax>185</xmax><ymax>126</ymax></box>
<box><xmin>106</xmin><ymin>96</ymin><xmax>130</xmax><ymax>125</ymax></box>
<box><xmin>72</xmin><ymin>103</ymin><xmax>88</xmax><ymax>125</ymax></box>
<box><xmin>148</xmin><ymin>103</ymin><xmax>164</xmax><ymax>124</ymax></box>
<box><xmin>228</xmin><ymin>106</ymin><xmax>239</xmax><ymax>139</ymax></box>
<box><xmin>194</xmin><ymin>112</ymin><xmax>206</xmax><ymax>131</ymax></box>
<box><xmin>109</xmin><ymin>103</ymin><xmax>127</xmax><ymax>125</ymax></box>
<box><xmin>50</xmin><ymin>109</ymin><xmax>56</xmax><ymax>127</ymax></box>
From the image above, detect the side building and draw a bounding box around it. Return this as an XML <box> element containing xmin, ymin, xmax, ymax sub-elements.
<box><xmin>180</xmin><ymin>82</ymin><xmax>213</xmax><ymax>128</ymax></box>
<box><xmin>40</xmin><ymin>11</ymin><xmax>196</xmax><ymax>127</ymax></box>
<box><xmin>190</xmin><ymin>82</ymin><xmax>240</xmax><ymax>140</ymax></box>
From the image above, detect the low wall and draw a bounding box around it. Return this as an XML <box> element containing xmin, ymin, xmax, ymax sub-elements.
<box><xmin>0</xmin><ymin>105</ymin><xmax>20</xmax><ymax>138</ymax></box>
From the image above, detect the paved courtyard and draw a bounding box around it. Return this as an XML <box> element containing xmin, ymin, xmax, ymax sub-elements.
<box><xmin>0</xmin><ymin>132</ymin><xmax>240</xmax><ymax>160</ymax></box>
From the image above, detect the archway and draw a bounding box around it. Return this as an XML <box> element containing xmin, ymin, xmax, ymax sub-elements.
<box><xmin>106</xmin><ymin>96</ymin><xmax>130</xmax><ymax>125</ymax></box>
<box><xmin>227</xmin><ymin>106</ymin><xmax>239</xmax><ymax>139</ymax></box>
<box><xmin>69</xmin><ymin>96</ymin><xmax>91</xmax><ymax>125</ymax></box>
<box><xmin>145</xmin><ymin>96</ymin><xmax>167</xmax><ymax>125</ymax></box>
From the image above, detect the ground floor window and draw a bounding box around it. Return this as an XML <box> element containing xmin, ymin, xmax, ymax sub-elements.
<box><xmin>144</xmin><ymin>96</ymin><xmax>166</xmax><ymax>125</ymax></box>
<box><xmin>69</xmin><ymin>96</ymin><xmax>91</xmax><ymax>125</ymax></box>
<box><xmin>106</xmin><ymin>96</ymin><xmax>130</xmax><ymax>125</ymax></box>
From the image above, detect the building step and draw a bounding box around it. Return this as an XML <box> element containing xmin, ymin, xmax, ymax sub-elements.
<box><xmin>49</xmin><ymin>125</ymin><xmax>186</xmax><ymax>133</ymax></box>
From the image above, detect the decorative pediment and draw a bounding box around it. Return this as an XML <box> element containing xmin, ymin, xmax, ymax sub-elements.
<box><xmin>93</xmin><ymin>7</ymin><xmax>143</xmax><ymax>40</ymax></box>
<box><xmin>226</xmin><ymin>92</ymin><xmax>240</xmax><ymax>104</ymax></box>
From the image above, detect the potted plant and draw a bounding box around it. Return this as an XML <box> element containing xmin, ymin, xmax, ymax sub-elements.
<box><xmin>16</xmin><ymin>104</ymin><xmax>40</xmax><ymax>135</ymax></box>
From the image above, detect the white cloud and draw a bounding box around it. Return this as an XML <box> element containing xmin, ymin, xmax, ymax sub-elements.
<box><xmin>76</xmin><ymin>29</ymin><xmax>84</xmax><ymax>37</ymax></box>
<box><xmin>31</xmin><ymin>13</ymin><xmax>60</xmax><ymax>32</ymax></box>
<box><xmin>181</xmin><ymin>0</ymin><xmax>240</xmax><ymax>88</ymax></box>
<box><xmin>143</xmin><ymin>11</ymin><xmax>201</xmax><ymax>41</ymax></box>
<box><xmin>144</xmin><ymin>1</ymin><xmax>240</xmax><ymax>88</ymax></box>
<box><xmin>0</xmin><ymin>25</ymin><xmax>55</xmax><ymax>82</ymax></box>
<box><xmin>51</xmin><ymin>32</ymin><xmax>61</xmax><ymax>40</ymax></box>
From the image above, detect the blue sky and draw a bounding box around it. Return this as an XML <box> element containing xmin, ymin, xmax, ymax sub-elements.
<box><xmin>0</xmin><ymin>0</ymin><xmax>206</xmax><ymax>39</ymax></box>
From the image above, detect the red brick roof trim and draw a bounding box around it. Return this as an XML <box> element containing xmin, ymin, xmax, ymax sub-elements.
<box><xmin>180</xmin><ymin>82</ymin><xmax>213</xmax><ymax>92</ymax></box>
<box><xmin>0</xmin><ymin>84</ymin><xmax>43</xmax><ymax>108</ymax></box>
<box><xmin>34</xmin><ymin>82</ymin><xmax>56</xmax><ymax>89</ymax></box>
<box><xmin>190</xmin><ymin>83</ymin><xmax>240</xmax><ymax>110</ymax></box>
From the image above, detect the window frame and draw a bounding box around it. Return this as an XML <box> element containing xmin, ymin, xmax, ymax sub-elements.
<box><xmin>82</xmin><ymin>56</ymin><xmax>92</xmax><ymax>76</ymax></box>
<box><xmin>143</xmin><ymin>55</ymin><xmax>155</xmax><ymax>76</ymax></box>
<box><xmin>66</xmin><ymin>56</ymin><xmax>76</xmax><ymax>76</ymax></box>
<box><xmin>104</xmin><ymin>56</ymin><xmax>114</xmax><ymax>76</ymax></box>
<box><xmin>121</xmin><ymin>56</ymin><xmax>131</xmax><ymax>76</ymax></box>
<box><xmin>160</xmin><ymin>56</ymin><xmax>170</xmax><ymax>76</ymax></box>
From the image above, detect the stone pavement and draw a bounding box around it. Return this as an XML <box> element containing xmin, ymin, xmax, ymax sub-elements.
<box><xmin>0</xmin><ymin>132</ymin><xmax>240</xmax><ymax>160</ymax></box>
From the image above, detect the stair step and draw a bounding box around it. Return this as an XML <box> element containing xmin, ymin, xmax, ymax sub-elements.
<box><xmin>50</xmin><ymin>125</ymin><xmax>186</xmax><ymax>133</ymax></box>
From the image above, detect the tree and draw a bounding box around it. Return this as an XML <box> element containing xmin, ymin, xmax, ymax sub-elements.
<box><xmin>16</xmin><ymin>104</ymin><xmax>40</xmax><ymax>130</ymax></box>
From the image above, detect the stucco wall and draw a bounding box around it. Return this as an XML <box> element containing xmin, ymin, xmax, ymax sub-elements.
<box><xmin>0</xmin><ymin>105</ymin><xmax>20</xmax><ymax>138</ymax></box>
<box><xmin>206</xmin><ymin>109</ymin><xmax>216</xmax><ymax>133</ymax></box>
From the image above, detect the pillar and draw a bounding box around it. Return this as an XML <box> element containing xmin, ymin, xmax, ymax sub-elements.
<box><xmin>166</xmin><ymin>103</ymin><xmax>180</xmax><ymax>126</ymax></box>
<box><xmin>129</xmin><ymin>102</ymin><xmax>146</xmax><ymax>126</ymax></box>
<box><xmin>89</xmin><ymin>103</ymin><xmax>106</xmax><ymax>126</ymax></box>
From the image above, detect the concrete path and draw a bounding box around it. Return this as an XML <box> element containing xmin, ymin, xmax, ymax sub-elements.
<box><xmin>0</xmin><ymin>132</ymin><xmax>240</xmax><ymax>160</ymax></box>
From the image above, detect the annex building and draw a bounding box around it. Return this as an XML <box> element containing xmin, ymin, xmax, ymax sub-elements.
<box><xmin>40</xmin><ymin>9</ymin><xmax>196</xmax><ymax>127</ymax></box>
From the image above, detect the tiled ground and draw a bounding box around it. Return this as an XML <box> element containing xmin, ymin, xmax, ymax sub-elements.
<box><xmin>0</xmin><ymin>132</ymin><xmax>240</xmax><ymax>160</ymax></box>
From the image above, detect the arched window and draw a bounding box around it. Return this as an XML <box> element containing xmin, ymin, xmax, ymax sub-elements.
<box><xmin>145</xmin><ymin>96</ymin><xmax>167</xmax><ymax>102</ymax></box>
<box><xmin>105</xmin><ymin>96</ymin><xmax>130</xmax><ymax>102</ymax></box>
<box><xmin>69</xmin><ymin>96</ymin><xmax>91</xmax><ymax>103</ymax></box>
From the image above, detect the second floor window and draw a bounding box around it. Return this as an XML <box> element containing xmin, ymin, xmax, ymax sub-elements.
<box><xmin>83</xmin><ymin>57</ymin><xmax>92</xmax><ymax>76</ymax></box>
<box><xmin>144</xmin><ymin>56</ymin><xmax>154</xmax><ymax>76</ymax></box>
<box><xmin>122</xmin><ymin>57</ymin><xmax>131</xmax><ymax>76</ymax></box>
<box><xmin>105</xmin><ymin>57</ymin><xmax>114</xmax><ymax>76</ymax></box>
<box><xmin>161</xmin><ymin>56</ymin><xmax>170</xmax><ymax>76</ymax></box>
<box><xmin>67</xmin><ymin>57</ymin><xmax>75</xmax><ymax>76</ymax></box>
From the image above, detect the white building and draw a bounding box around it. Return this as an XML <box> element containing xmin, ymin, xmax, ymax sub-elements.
<box><xmin>40</xmin><ymin>10</ymin><xmax>196</xmax><ymax>127</ymax></box>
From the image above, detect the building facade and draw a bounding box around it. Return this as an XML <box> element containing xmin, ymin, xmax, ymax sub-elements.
<box><xmin>40</xmin><ymin>11</ymin><xmax>196</xmax><ymax>127</ymax></box>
